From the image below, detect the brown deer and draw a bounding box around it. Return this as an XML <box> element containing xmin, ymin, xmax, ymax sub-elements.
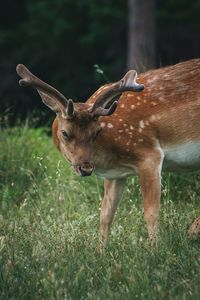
<box><xmin>16</xmin><ymin>59</ymin><xmax>200</xmax><ymax>248</ymax></box>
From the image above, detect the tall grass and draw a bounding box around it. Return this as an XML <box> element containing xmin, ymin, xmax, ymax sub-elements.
<box><xmin>0</xmin><ymin>124</ymin><xmax>200</xmax><ymax>299</ymax></box>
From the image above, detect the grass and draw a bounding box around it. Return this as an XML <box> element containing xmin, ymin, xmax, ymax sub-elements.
<box><xmin>0</xmin><ymin>123</ymin><xmax>200</xmax><ymax>300</ymax></box>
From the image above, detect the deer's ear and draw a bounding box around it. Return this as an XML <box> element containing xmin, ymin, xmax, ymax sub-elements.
<box><xmin>16</xmin><ymin>64</ymin><xmax>75</xmax><ymax>118</ymax></box>
<box><xmin>37</xmin><ymin>90</ymin><xmax>66</xmax><ymax>116</ymax></box>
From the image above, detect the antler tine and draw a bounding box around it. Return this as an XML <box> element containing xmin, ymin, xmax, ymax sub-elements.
<box><xmin>121</xmin><ymin>70</ymin><xmax>144</xmax><ymax>91</ymax></box>
<box><xmin>16</xmin><ymin>64</ymin><xmax>69</xmax><ymax>108</ymax></box>
<box><xmin>91</xmin><ymin>70</ymin><xmax>144</xmax><ymax>117</ymax></box>
<box><xmin>92</xmin><ymin>101</ymin><xmax>118</xmax><ymax>118</ymax></box>
<box><xmin>66</xmin><ymin>99</ymin><xmax>75</xmax><ymax>119</ymax></box>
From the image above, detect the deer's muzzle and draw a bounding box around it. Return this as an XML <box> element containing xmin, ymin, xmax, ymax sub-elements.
<box><xmin>75</xmin><ymin>162</ymin><xmax>94</xmax><ymax>177</ymax></box>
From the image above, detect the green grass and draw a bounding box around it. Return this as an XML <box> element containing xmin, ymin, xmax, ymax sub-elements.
<box><xmin>0</xmin><ymin>124</ymin><xmax>200</xmax><ymax>300</ymax></box>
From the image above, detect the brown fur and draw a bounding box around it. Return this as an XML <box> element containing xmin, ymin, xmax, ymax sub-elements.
<box><xmin>188</xmin><ymin>217</ymin><xmax>200</xmax><ymax>240</ymax></box>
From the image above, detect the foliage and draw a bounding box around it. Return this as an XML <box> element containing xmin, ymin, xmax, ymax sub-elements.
<box><xmin>0</xmin><ymin>124</ymin><xmax>200</xmax><ymax>299</ymax></box>
<box><xmin>156</xmin><ymin>0</ymin><xmax>200</xmax><ymax>25</ymax></box>
<box><xmin>0</xmin><ymin>0</ymin><xmax>200</xmax><ymax>123</ymax></box>
<box><xmin>0</xmin><ymin>0</ymin><xmax>127</xmax><ymax>124</ymax></box>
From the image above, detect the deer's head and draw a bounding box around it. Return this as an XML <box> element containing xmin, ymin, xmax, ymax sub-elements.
<box><xmin>16</xmin><ymin>64</ymin><xmax>144</xmax><ymax>176</ymax></box>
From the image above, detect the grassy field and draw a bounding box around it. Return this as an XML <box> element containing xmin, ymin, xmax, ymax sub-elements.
<box><xmin>0</xmin><ymin>124</ymin><xmax>200</xmax><ymax>300</ymax></box>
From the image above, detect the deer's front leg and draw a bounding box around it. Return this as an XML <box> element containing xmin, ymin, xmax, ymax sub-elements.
<box><xmin>138</xmin><ymin>150</ymin><xmax>164</xmax><ymax>244</ymax></box>
<box><xmin>99</xmin><ymin>178</ymin><xmax>126</xmax><ymax>249</ymax></box>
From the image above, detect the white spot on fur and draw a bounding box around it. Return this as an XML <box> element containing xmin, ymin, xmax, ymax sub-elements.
<box><xmin>147</xmin><ymin>76</ymin><xmax>158</xmax><ymax>83</ymax></box>
<box><xmin>127</xmin><ymin>94</ymin><xmax>132</xmax><ymax>97</ymax></box>
<box><xmin>120</xmin><ymin>104</ymin><xmax>125</xmax><ymax>108</ymax></box>
<box><xmin>107</xmin><ymin>123</ymin><xmax>113</xmax><ymax>128</ymax></box>
<box><xmin>149</xmin><ymin>115</ymin><xmax>156</xmax><ymax>122</ymax></box>
<box><xmin>159</xmin><ymin>96</ymin><xmax>165</xmax><ymax>102</ymax></box>
<box><xmin>131</xmin><ymin>105</ymin><xmax>135</xmax><ymax>109</ymax></box>
<box><xmin>151</xmin><ymin>101</ymin><xmax>157</xmax><ymax>106</ymax></box>
<box><xmin>130</xmin><ymin>125</ymin><xmax>134</xmax><ymax>130</ymax></box>
<box><xmin>139</xmin><ymin>120</ymin><xmax>145</xmax><ymax>128</ymax></box>
<box><xmin>123</xmin><ymin>123</ymin><xmax>128</xmax><ymax>127</ymax></box>
<box><xmin>100</xmin><ymin>122</ymin><xmax>106</xmax><ymax>128</ymax></box>
<box><xmin>119</xmin><ymin>118</ymin><xmax>123</xmax><ymax>122</ymax></box>
<box><xmin>118</xmin><ymin>130</ymin><xmax>123</xmax><ymax>133</ymax></box>
<box><xmin>137</xmin><ymin>102</ymin><xmax>141</xmax><ymax>106</ymax></box>
<box><xmin>137</xmin><ymin>96</ymin><xmax>141</xmax><ymax>100</ymax></box>
<box><xmin>138</xmin><ymin>128</ymin><xmax>143</xmax><ymax>133</ymax></box>
<box><xmin>143</xmin><ymin>99</ymin><xmax>147</xmax><ymax>103</ymax></box>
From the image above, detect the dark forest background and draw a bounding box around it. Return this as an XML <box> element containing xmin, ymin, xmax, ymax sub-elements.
<box><xmin>0</xmin><ymin>0</ymin><xmax>200</xmax><ymax>125</ymax></box>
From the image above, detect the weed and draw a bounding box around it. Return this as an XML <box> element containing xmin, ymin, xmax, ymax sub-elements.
<box><xmin>0</xmin><ymin>125</ymin><xmax>199</xmax><ymax>299</ymax></box>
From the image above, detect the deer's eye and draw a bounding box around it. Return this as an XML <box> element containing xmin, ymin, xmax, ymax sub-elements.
<box><xmin>61</xmin><ymin>130</ymin><xmax>69</xmax><ymax>139</ymax></box>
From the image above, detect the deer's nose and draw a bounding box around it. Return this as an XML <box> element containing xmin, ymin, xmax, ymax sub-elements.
<box><xmin>79</xmin><ymin>162</ymin><xmax>94</xmax><ymax>176</ymax></box>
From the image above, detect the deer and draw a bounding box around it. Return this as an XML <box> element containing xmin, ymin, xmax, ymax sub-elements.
<box><xmin>16</xmin><ymin>59</ymin><xmax>200</xmax><ymax>250</ymax></box>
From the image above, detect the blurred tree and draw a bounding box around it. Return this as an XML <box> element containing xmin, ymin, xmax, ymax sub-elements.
<box><xmin>127</xmin><ymin>0</ymin><xmax>156</xmax><ymax>72</ymax></box>
<box><xmin>156</xmin><ymin>0</ymin><xmax>200</xmax><ymax>66</ymax></box>
<box><xmin>0</xmin><ymin>0</ymin><xmax>127</xmax><ymax>124</ymax></box>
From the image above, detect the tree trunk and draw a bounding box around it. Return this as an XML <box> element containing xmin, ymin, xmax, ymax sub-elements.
<box><xmin>127</xmin><ymin>0</ymin><xmax>156</xmax><ymax>73</ymax></box>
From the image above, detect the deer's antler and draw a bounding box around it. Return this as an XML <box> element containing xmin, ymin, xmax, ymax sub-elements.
<box><xmin>16</xmin><ymin>64</ymin><xmax>75</xmax><ymax>118</ymax></box>
<box><xmin>91</xmin><ymin>70</ymin><xmax>144</xmax><ymax>118</ymax></box>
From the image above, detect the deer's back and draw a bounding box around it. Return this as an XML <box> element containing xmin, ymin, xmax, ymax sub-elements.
<box><xmin>90</xmin><ymin>59</ymin><xmax>200</xmax><ymax>173</ymax></box>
